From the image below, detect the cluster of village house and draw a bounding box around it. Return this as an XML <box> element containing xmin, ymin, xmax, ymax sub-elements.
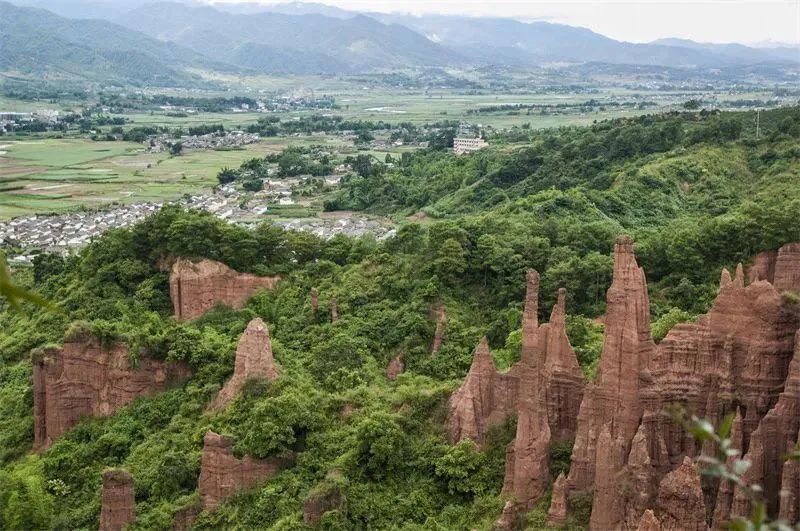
<box><xmin>1</xmin><ymin>180</ymin><xmax>385</xmax><ymax>266</ymax></box>
<box><xmin>147</xmin><ymin>131</ymin><xmax>261</xmax><ymax>152</ymax></box>
<box><xmin>0</xmin><ymin>110</ymin><xmax>61</xmax><ymax>133</ymax></box>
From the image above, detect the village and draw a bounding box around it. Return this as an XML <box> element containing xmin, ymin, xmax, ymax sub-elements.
<box><xmin>146</xmin><ymin>130</ymin><xmax>262</xmax><ymax>152</ymax></box>
<box><xmin>1</xmin><ymin>187</ymin><xmax>393</xmax><ymax>266</ymax></box>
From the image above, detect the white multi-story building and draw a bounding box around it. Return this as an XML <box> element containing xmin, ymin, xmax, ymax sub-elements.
<box><xmin>453</xmin><ymin>136</ymin><xmax>488</xmax><ymax>155</ymax></box>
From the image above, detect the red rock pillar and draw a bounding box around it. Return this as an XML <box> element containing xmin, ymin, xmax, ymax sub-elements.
<box><xmin>210</xmin><ymin>318</ymin><xmax>280</xmax><ymax>411</ymax></box>
<box><xmin>431</xmin><ymin>305</ymin><xmax>447</xmax><ymax>355</ymax></box>
<box><xmin>99</xmin><ymin>469</ymin><xmax>136</xmax><ymax>531</ymax></box>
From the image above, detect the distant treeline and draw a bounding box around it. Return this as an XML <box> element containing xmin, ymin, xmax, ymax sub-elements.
<box><xmin>467</xmin><ymin>99</ymin><xmax>658</xmax><ymax>115</ymax></box>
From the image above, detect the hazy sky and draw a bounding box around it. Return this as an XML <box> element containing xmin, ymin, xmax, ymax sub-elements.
<box><xmin>212</xmin><ymin>0</ymin><xmax>800</xmax><ymax>45</ymax></box>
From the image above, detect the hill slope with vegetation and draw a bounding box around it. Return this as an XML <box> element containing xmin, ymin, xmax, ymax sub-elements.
<box><xmin>0</xmin><ymin>1</ymin><xmax>223</xmax><ymax>86</ymax></box>
<box><xmin>0</xmin><ymin>108</ymin><xmax>799</xmax><ymax>529</ymax></box>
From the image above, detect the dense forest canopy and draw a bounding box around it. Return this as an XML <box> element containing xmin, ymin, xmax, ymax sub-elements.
<box><xmin>0</xmin><ymin>106</ymin><xmax>799</xmax><ymax>529</ymax></box>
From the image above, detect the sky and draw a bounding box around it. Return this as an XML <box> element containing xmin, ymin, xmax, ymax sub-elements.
<box><xmin>210</xmin><ymin>0</ymin><xmax>800</xmax><ymax>45</ymax></box>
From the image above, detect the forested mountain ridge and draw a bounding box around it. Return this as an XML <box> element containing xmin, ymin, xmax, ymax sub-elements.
<box><xmin>0</xmin><ymin>1</ymin><xmax>226</xmax><ymax>86</ymax></box>
<box><xmin>116</xmin><ymin>2</ymin><xmax>460</xmax><ymax>74</ymax></box>
<box><xmin>2</xmin><ymin>0</ymin><xmax>797</xmax><ymax>82</ymax></box>
<box><xmin>0</xmin><ymin>108</ymin><xmax>799</xmax><ymax>529</ymax></box>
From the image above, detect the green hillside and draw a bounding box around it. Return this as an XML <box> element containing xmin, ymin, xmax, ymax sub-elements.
<box><xmin>0</xmin><ymin>1</ymin><xmax>221</xmax><ymax>86</ymax></box>
<box><xmin>0</xmin><ymin>108</ymin><xmax>799</xmax><ymax>529</ymax></box>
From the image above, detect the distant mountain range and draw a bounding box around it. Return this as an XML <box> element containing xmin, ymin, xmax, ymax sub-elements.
<box><xmin>116</xmin><ymin>2</ymin><xmax>459</xmax><ymax>74</ymax></box>
<box><xmin>0</xmin><ymin>1</ymin><xmax>227</xmax><ymax>86</ymax></box>
<box><xmin>1</xmin><ymin>0</ymin><xmax>798</xmax><ymax>85</ymax></box>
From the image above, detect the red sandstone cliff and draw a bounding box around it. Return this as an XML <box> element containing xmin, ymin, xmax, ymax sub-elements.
<box><xmin>33</xmin><ymin>335</ymin><xmax>190</xmax><ymax>451</ymax></box>
<box><xmin>99</xmin><ymin>469</ymin><xmax>136</xmax><ymax>531</ymax></box>
<box><xmin>655</xmin><ymin>457</ymin><xmax>707</xmax><ymax>530</ymax></box>
<box><xmin>209</xmin><ymin>318</ymin><xmax>280</xmax><ymax>411</ymax></box>
<box><xmin>198</xmin><ymin>431</ymin><xmax>293</xmax><ymax>512</ymax></box>
<box><xmin>169</xmin><ymin>258</ymin><xmax>280</xmax><ymax>321</ymax></box>
<box><xmin>748</xmin><ymin>243</ymin><xmax>800</xmax><ymax>293</ymax></box>
<box><xmin>545</xmin><ymin>239</ymin><xmax>800</xmax><ymax>528</ymax></box>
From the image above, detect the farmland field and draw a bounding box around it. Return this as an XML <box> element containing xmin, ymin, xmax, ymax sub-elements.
<box><xmin>0</xmin><ymin>137</ymin><xmax>343</xmax><ymax>219</ymax></box>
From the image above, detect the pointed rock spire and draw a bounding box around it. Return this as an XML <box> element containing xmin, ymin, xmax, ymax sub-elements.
<box><xmin>540</xmin><ymin>287</ymin><xmax>585</xmax><ymax>442</ymax></box>
<box><xmin>549</xmin><ymin>287</ymin><xmax>567</xmax><ymax>328</ymax></box>
<box><xmin>568</xmin><ymin>235</ymin><xmax>653</xmax><ymax>493</ymax></box>
<box><xmin>210</xmin><ymin>318</ymin><xmax>280</xmax><ymax>411</ymax></box>
<box><xmin>620</xmin><ymin>422</ymin><xmax>658</xmax><ymax>529</ymax></box>
<box><xmin>446</xmin><ymin>337</ymin><xmax>498</xmax><ymax>446</ymax></box>
<box><xmin>431</xmin><ymin>304</ymin><xmax>447</xmax><ymax>355</ymax></box>
<box><xmin>720</xmin><ymin>267</ymin><xmax>733</xmax><ymax>290</ymax></box>
<box><xmin>596</xmin><ymin>235</ymin><xmax>654</xmax><ymax>440</ymax></box>
<box><xmin>733</xmin><ymin>263</ymin><xmax>745</xmax><ymax>289</ymax></box>
<box><xmin>520</xmin><ymin>269</ymin><xmax>540</xmax><ymax>365</ymax></box>
<box><xmin>330</xmin><ymin>298</ymin><xmax>339</xmax><ymax>322</ymax></box>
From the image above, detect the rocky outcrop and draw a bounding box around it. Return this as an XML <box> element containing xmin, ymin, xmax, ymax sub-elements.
<box><xmin>589</xmin><ymin>424</ymin><xmax>628</xmax><ymax>530</ymax></box>
<box><xmin>712</xmin><ymin>409</ymin><xmax>744</xmax><ymax>528</ymax></box>
<box><xmin>774</xmin><ymin>243</ymin><xmax>800</xmax><ymax>293</ymax></box>
<box><xmin>547</xmin><ymin>473</ymin><xmax>569</xmax><ymax>526</ymax></box>
<box><xmin>169</xmin><ymin>258</ymin><xmax>279</xmax><ymax>321</ymax></box>
<box><xmin>539</xmin><ymin>288</ymin><xmax>585</xmax><ymax>442</ymax></box>
<box><xmin>495</xmin><ymin>501</ymin><xmax>521</xmax><ymax>530</ymax></box>
<box><xmin>501</xmin><ymin>361</ymin><xmax>550</xmax><ymax>511</ymax></box>
<box><xmin>617</xmin><ymin>423</ymin><xmax>660</xmax><ymax>529</ymax></box>
<box><xmin>386</xmin><ymin>355</ymin><xmax>404</xmax><ymax>381</ymax></box>
<box><xmin>520</xmin><ymin>269</ymin><xmax>540</xmax><ymax>362</ymax></box>
<box><xmin>99</xmin><ymin>469</ymin><xmax>136</xmax><ymax>531</ymax></box>
<box><xmin>172</xmin><ymin>503</ymin><xmax>200</xmax><ymax>531</ymax></box>
<box><xmin>747</xmin><ymin>243</ymin><xmax>800</xmax><ymax>293</ymax></box>
<box><xmin>542</xmin><ymin>240</ymin><xmax>800</xmax><ymax>527</ymax></box>
<box><xmin>330</xmin><ymin>298</ymin><xmax>339</xmax><ymax>323</ymax></box>
<box><xmin>724</xmin><ymin>331</ymin><xmax>800</xmax><ymax>518</ymax></box>
<box><xmin>447</xmin><ymin>337</ymin><xmax>512</xmax><ymax>447</ymax></box>
<box><xmin>779</xmin><ymin>450</ymin><xmax>800</xmax><ymax>523</ymax></box>
<box><xmin>645</xmin><ymin>269</ymin><xmax>799</xmax><ymax>519</ymax></box>
<box><xmin>431</xmin><ymin>304</ymin><xmax>447</xmax><ymax>355</ymax></box>
<box><xmin>567</xmin><ymin>236</ymin><xmax>654</xmax><ymax>494</ymax></box>
<box><xmin>748</xmin><ymin>249</ymin><xmax>779</xmax><ymax>285</ymax></box>
<box><xmin>32</xmin><ymin>335</ymin><xmax>190</xmax><ymax>451</ymax></box>
<box><xmin>303</xmin><ymin>484</ymin><xmax>344</xmax><ymax>525</ymax></box>
<box><xmin>656</xmin><ymin>457</ymin><xmax>707</xmax><ymax>530</ymax></box>
<box><xmin>209</xmin><ymin>318</ymin><xmax>280</xmax><ymax>411</ymax></box>
<box><xmin>447</xmin><ymin>272</ymin><xmax>584</xmax><ymax>448</ymax></box>
<box><xmin>198</xmin><ymin>431</ymin><xmax>292</xmax><ymax>512</ymax></box>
